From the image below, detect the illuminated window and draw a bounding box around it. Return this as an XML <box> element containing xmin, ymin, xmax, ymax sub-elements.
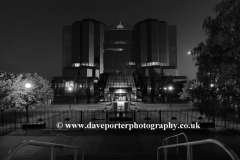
<box><xmin>115</xmin><ymin>48</ymin><xmax>123</xmax><ymax>51</ymax></box>
<box><xmin>89</xmin><ymin>63</ymin><xmax>94</xmax><ymax>67</ymax></box>
<box><xmin>87</xmin><ymin>69</ymin><xmax>92</xmax><ymax>77</ymax></box>
<box><xmin>106</xmin><ymin>48</ymin><xmax>123</xmax><ymax>51</ymax></box>
<box><xmin>128</xmin><ymin>62</ymin><xmax>135</xmax><ymax>65</ymax></box>
<box><xmin>65</xmin><ymin>81</ymin><xmax>74</xmax><ymax>88</ymax></box>
<box><xmin>81</xmin><ymin>63</ymin><xmax>88</xmax><ymax>66</ymax></box>
<box><xmin>72</xmin><ymin>63</ymin><xmax>80</xmax><ymax>67</ymax></box>
<box><xmin>95</xmin><ymin>69</ymin><xmax>99</xmax><ymax>78</ymax></box>
<box><xmin>105</xmin><ymin>48</ymin><xmax>113</xmax><ymax>51</ymax></box>
<box><xmin>115</xmin><ymin>41</ymin><xmax>127</xmax><ymax>44</ymax></box>
<box><xmin>105</xmin><ymin>41</ymin><xmax>130</xmax><ymax>44</ymax></box>
<box><xmin>141</xmin><ymin>62</ymin><xmax>165</xmax><ymax>67</ymax></box>
<box><xmin>142</xmin><ymin>63</ymin><xmax>146</xmax><ymax>67</ymax></box>
<box><xmin>72</xmin><ymin>62</ymin><xmax>97</xmax><ymax>67</ymax></box>
<box><xmin>104</xmin><ymin>73</ymin><xmax>136</xmax><ymax>89</ymax></box>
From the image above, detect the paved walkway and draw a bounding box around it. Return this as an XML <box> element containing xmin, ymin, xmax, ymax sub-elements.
<box><xmin>1</xmin><ymin>129</ymin><xmax>240</xmax><ymax>159</ymax></box>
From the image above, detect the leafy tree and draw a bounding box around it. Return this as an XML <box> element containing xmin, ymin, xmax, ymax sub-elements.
<box><xmin>0</xmin><ymin>72</ymin><xmax>54</xmax><ymax>123</ymax></box>
<box><xmin>0</xmin><ymin>72</ymin><xmax>27</xmax><ymax>108</ymax></box>
<box><xmin>30</xmin><ymin>73</ymin><xmax>54</xmax><ymax>107</ymax></box>
<box><xmin>190</xmin><ymin>0</ymin><xmax>240</xmax><ymax>120</ymax></box>
<box><xmin>179</xmin><ymin>79</ymin><xmax>219</xmax><ymax>121</ymax></box>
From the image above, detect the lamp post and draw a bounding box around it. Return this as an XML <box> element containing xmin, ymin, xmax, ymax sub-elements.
<box><xmin>168</xmin><ymin>86</ymin><xmax>174</xmax><ymax>109</ymax></box>
<box><xmin>24</xmin><ymin>82</ymin><xmax>32</xmax><ymax>136</ymax></box>
<box><xmin>190</xmin><ymin>87</ymin><xmax>193</xmax><ymax>104</ymax></box>
<box><xmin>164</xmin><ymin>87</ymin><xmax>167</xmax><ymax>103</ymax></box>
<box><xmin>24</xmin><ymin>83</ymin><xmax>32</xmax><ymax>123</ymax></box>
<box><xmin>210</xmin><ymin>83</ymin><xmax>215</xmax><ymax>122</ymax></box>
<box><xmin>164</xmin><ymin>85</ymin><xmax>174</xmax><ymax>109</ymax></box>
<box><xmin>68</xmin><ymin>87</ymin><xmax>73</xmax><ymax>109</ymax></box>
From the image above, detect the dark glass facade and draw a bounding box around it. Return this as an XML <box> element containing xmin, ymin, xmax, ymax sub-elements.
<box><xmin>104</xmin><ymin>22</ymin><xmax>133</xmax><ymax>73</ymax></box>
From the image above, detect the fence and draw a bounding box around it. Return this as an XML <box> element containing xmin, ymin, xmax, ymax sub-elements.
<box><xmin>1</xmin><ymin>109</ymin><xmax>240</xmax><ymax>134</ymax></box>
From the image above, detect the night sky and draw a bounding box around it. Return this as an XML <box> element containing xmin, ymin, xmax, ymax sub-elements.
<box><xmin>0</xmin><ymin>0</ymin><xmax>222</xmax><ymax>81</ymax></box>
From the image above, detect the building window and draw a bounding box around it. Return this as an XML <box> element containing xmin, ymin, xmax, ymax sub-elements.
<box><xmin>114</xmin><ymin>41</ymin><xmax>127</xmax><ymax>44</ymax></box>
<box><xmin>65</xmin><ymin>81</ymin><xmax>74</xmax><ymax>88</ymax></box>
<box><xmin>128</xmin><ymin>62</ymin><xmax>135</xmax><ymax>65</ymax></box>
<box><xmin>96</xmin><ymin>69</ymin><xmax>99</xmax><ymax>78</ymax></box>
<box><xmin>142</xmin><ymin>63</ymin><xmax>147</xmax><ymax>67</ymax></box>
<box><xmin>72</xmin><ymin>63</ymin><xmax>80</xmax><ymax>67</ymax></box>
<box><xmin>105</xmin><ymin>41</ymin><xmax>130</xmax><ymax>44</ymax></box>
<box><xmin>105</xmin><ymin>48</ymin><xmax>124</xmax><ymax>51</ymax></box>
<box><xmin>87</xmin><ymin>69</ymin><xmax>92</xmax><ymax>77</ymax></box>
<box><xmin>115</xmin><ymin>48</ymin><xmax>123</xmax><ymax>51</ymax></box>
<box><xmin>89</xmin><ymin>63</ymin><xmax>94</xmax><ymax>67</ymax></box>
<box><xmin>141</xmin><ymin>62</ymin><xmax>167</xmax><ymax>67</ymax></box>
<box><xmin>145</xmin><ymin>69</ymin><xmax>149</xmax><ymax>76</ymax></box>
<box><xmin>79</xmin><ymin>84</ymin><xmax>82</xmax><ymax>88</ymax></box>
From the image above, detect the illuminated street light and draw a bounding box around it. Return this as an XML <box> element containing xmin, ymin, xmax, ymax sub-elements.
<box><xmin>24</xmin><ymin>82</ymin><xmax>32</xmax><ymax>134</ymax></box>
<box><xmin>210</xmin><ymin>84</ymin><xmax>215</xmax><ymax>88</ymax></box>
<box><xmin>68</xmin><ymin>87</ymin><xmax>73</xmax><ymax>109</ymax></box>
<box><xmin>25</xmin><ymin>83</ymin><xmax>32</xmax><ymax>89</ymax></box>
<box><xmin>164</xmin><ymin>85</ymin><xmax>174</xmax><ymax>109</ymax></box>
<box><xmin>168</xmin><ymin>86</ymin><xmax>174</xmax><ymax>109</ymax></box>
<box><xmin>168</xmin><ymin>86</ymin><xmax>174</xmax><ymax>91</ymax></box>
<box><xmin>188</xmin><ymin>51</ymin><xmax>191</xmax><ymax>55</ymax></box>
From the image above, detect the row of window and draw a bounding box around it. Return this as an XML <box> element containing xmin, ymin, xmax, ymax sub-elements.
<box><xmin>105</xmin><ymin>48</ymin><xmax>124</xmax><ymax>51</ymax></box>
<box><xmin>105</xmin><ymin>41</ymin><xmax>131</xmax><ymax>44</ymax></box>
<box><xmin>72</xmin><ymin>62</ymin><xmax>166</xmax><ymax>68</ymax></box>
<box><xmin>128</xmin><ymin>62</ymin><xmax>135</xmax><ymax>65</ymax></box>
<box><xmin>141</xmin><ymin>62</ymin><xmax>167</xmax><ymax>67</ymax></box>
<box><xmin>72</xmin><ymin>63</ymin><xmax>99</xmax><ymax>67</ymax></box>
<box><xmin>65</xmin><ymin>81</ymin><xmax>74</xmax><ymax>88</ymax></box>
<box><xmin>54</xmin><ymin>82</ymin><xmax>93</xmax><ymax>89</ymax></box>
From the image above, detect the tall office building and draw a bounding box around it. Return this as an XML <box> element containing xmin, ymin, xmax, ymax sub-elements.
<box><xmin>52</xmin><ymin>18</ymin><xmax>186</xmax><ymax>103</ymax></box>
<box><xmin>62</xmin><ymin>19</ymin><xmax>106</xmax><ymax>78</ymax></box>
<box><xmin>133</xmin><ymin>19</ymin><xmax>178</xmax><ymax>77</ymax></box>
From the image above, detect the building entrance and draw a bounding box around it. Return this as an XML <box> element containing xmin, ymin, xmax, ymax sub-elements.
<box><xmin>114</xmin><ymin>95</ymin><xmax>128</xmax><ymax>101</ymax></box>
<box><xmin>102</xmin><ymin>72</ymin><xmax>137</xmax><ymax>102</ymax></box>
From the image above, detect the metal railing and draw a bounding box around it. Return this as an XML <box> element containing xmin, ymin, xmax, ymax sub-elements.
<box><xmin>3</xmin><ymin>140</ymin><xmax>84</xmax><ymax>160</ymax></box>
<box><xmin>157</xmin><ymin>139</ymin><xmax>240</xmax><ymax>160</ymax></box>
<box><xmin>55</xmin><ymin>133</ymin><xmax>81</xmax><ymax>157</ymax></box>
<box><xmin>163</xmin><ymin>132</ymin><xmax>189</xmax><ymax>156</ymax></box>
<box><xmin>1</xmin><ymin>109</ymin><xmax>240</xmax><ymax>134</ymax></box>
<box><xmin>55</xmin><ymin>133</ymin><xmax>80</xmax><ymax>147</ymax></box>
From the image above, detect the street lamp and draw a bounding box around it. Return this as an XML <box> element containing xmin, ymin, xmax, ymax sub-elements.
<box><xmin>24</xmin><ymin>82</ymin><xmax>32</xmax><ymax>135</ymax></box>
<box><xmin>24</xmin><ymin>82</ymin><xmax>32</xmax><ymax>123</ymax></box>
<box><xmin>189</xmin><ymin>87</ymin><xmax>193</xmax><ymax>103</ymax></box>
<box><xmin>68</xmin><ymin>87</ymin><xmax>73</xmax><ymax>109</ymax></box>
<box><xmin>188</xmin><ymin>51</ymin><xmax>191</xmax><ymax>55</ymax></box>
<box><xmin>168</xmin><ymin>86</ymin><xmax>174</xmax><ymax>109</ymax></box>
<box><xmin>25</xmin><ymin>83</ymin><xmax>32</xmax><ymax>89</ymax></box>
<box><xmin>163</xmin><ymin>85</ymin><xmax>174</xmax><ymax>108</ymax></box>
